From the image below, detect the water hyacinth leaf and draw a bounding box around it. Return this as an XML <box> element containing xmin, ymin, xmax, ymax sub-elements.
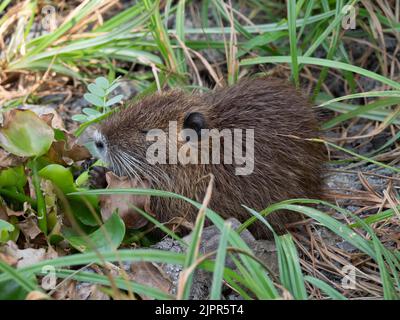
<box><xmin>39</xmin><ymin>164</ymin><xmax>75</xmax><ymax>194</ymax></box>
<box><xmin>0</xmin><ymin>220</ymin><xmax>14</xmax><ymax>243</ymax></box>
<box><xmin>87</xmin><ymin>83</ymin><xmax>105</xmax><ymax>97</ymax></box>
<box><xmin>63</xmin><ymin>212</ymin><xmax>125</xmax><ymax>252</ymax></box>
<box><xmin>0</xmin><ymin>110</ymin><xmax>54</xmax><ymax>157</ymax></box>
<box><xmin>39</xmin><ymin>164</ymin><xmax>99</xmax><ymax>227</ymax></box>
<box><xmin>95</xmin><ymin>77</ymin><xmax>110</xmax><ymax>89</ymax></box>
<box><xmin>83</xmin><ymin>93</ymin><xmax>104</xmax><ymax>107</ymax></box>
<box><xmin>105</xmin><ymin>94</ymin><xmax>123</xmax><ymax>107</ymax></box>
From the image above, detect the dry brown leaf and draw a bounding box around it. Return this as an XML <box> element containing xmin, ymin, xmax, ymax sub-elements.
<box><xmin>5</xmin><ymin>207</ymin><xmax>24</xmax><ymax>217</ymax></box>
<box><xmin>26</xmin><ymin>291</ymin><xmax>49</xmax><ymax>300</ymax></box>
<box><xmin>18</xmin><ymin>216</ymin><xmax>42</xmax><ymax>240</ymax></box>
<box><xmin>99</xmin><ymin>172</ymin><xmax>152</xmax><ymax>229</ymax></box>
<box><xmin>130</xmin><ymin>261</ymin><xmax>172</xmax><ymax>299</ymax></box>
<box><xmin>51</xmin><ymin>280</ymin><xmax>76</xmax><ymax>300</ymax></box>
<box><xmin>0</xmin><ymin>199</ymin><xmax>9</xmax><ymax>221</ymax></box>
<box><xmin>21</xmin><ymin>105</ymin><xmax>65</xmax><ymax>130</ymax></box>
<box><xmin>1</xmin><ymin>241</ymin><xmax>58</xmax><ymax>269</ymax></box>
<box><xmin>0</xmin><ymin>148</ymin><xmax>25</xmax><ymax>168</ymax></box>
<box><xmin>2</xmin><ymin>241</ymin><xmax>47</xmax><ymax>267</ymax></box>
<box><xmin>73</xmin><ymin>281</ymin><xmax>110</xmax><ymax>300</ymax></box>
<box><xmin>46</xmin><ymin>132</ymin><xmax>90</xmax><ymax>166</ymax></box>
<box><xmin>0</xmin><ymin>251</ymin><xmax>18</xmax><ymax>266</ymax></box>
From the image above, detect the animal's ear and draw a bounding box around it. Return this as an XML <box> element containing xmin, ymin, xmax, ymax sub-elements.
<box><xmin>183</xmin><ymin>112</ymin><xmax>206</xmax><ymax>136</ymax></box>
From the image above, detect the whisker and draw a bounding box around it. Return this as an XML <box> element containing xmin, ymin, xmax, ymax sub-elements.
<box><xmin>117</xmin><ymin>151</ymin><xmax>143</xmax><ymax>183</ymax></box>
<box><xmin>119</xmin><ymin>149</ymin><xmax>170</xmax><ymax>186</ymax></box>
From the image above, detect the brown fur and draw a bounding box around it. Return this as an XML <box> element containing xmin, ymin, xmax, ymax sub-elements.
<box><xmin>97</xmin><ymin>77</ymin><xmax>326</xmax><ymax>239</ymax></box>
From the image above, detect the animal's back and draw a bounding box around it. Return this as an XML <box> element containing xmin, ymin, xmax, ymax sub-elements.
<box><xmin>201</xmin><ymin>78</ymin><xmax>325</xmax><ymax>237</ymax></box>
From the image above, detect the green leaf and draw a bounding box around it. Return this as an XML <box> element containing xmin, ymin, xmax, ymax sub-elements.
<box><xmin>74</xmin><ymin>108</ymin><xmax>117</xmax><ymax>137</ymax></box>
<box><xmin>0</xmin><ymin>110</ymin><xmax>54</xmax><ymax>157</ymax></box>
<box><xmin>105</xmin><ymin>94</ymin><xmax>123</xmax><ymax>107</ymax></box>
<box><xmin>84</xmin><ymin>93</ymin><xmax>104</xmax><ymax>107</ymax></box>
<box><xmin>0</xmin><ymin>166</ymin><xmax>27</xmax><ymax>189</ymax></box>
<box><xmin>71</xmin><ymin>114</ymin><xmax>88</xmax><ymax>123</ymax></box>
<box><xmin>95</xmin><ymin>77</ymin><xmax>110</xmax><ymax>89</ymax></box>
<box><xmin>39</xmin><ymin>164</ymin><xmax>75</xmax><ymax>194</ymax></box>
<box><xmin>82</xmin><ymin>108</ymin><xmax>102</xmax><ymax>117</ymax></box>
<box><xmin>63</xmin><ymin>212</ymin><xmax>125</xmax><ymax>253</ymax></box>
<box><xmin>87</xmin><ymin>83</ymin><xmax>105</xmax><ymax>97</ymax></box>
<box><xmin>0</xmin><ymin>219</ymin><xmax>14</xmax><ymax>243</ymax></box>
<box><xmin>75</xmin><ymin>171</ymin><xmax>89</xmax><ymax>187</ymax></box>
<box><xmin>39</xmin><ymin>164</ymin><xmax>99</xmax><ymax>227</ymax></box>
<box><xmin>105</xmin><ymin>83</ymin><xmax>120</xmax><ymax>95</ymax></box>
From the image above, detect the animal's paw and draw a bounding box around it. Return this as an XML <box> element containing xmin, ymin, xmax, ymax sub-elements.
<box><xmin>89</xmin><ymin>166</ymin><xmax>109</xmax><ymax>189</ymax></box>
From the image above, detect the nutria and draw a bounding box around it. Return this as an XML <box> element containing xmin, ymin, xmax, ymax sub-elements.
<box><xmin>91</xmin><ymin>77</ymin><xmax>326</xmax><ymax>239</ymax></box>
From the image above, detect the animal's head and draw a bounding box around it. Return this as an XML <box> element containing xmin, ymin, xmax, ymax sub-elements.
<box><xmin>93</xmin><ymin>90</ymin><xmax>209</xmax><ymax>180</ymax></box>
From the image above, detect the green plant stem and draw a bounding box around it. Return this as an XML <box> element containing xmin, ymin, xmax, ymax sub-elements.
<box><xmin>31</xmin><ymin>159</ymin><xmax>47</xmax><ymax>235</ymax></box>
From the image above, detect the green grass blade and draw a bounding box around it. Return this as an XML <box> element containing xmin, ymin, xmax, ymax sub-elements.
<box><xmin>304</xmin><ymin>276</ymin><xmax>347</xmax><ymax>300</ymax></box>
<box><xmin>240</xmin><ymin>199</ymin><xmax>376</xmax><ymax>258</ymax></box>
<box><xmin>241</xmin><ymin>56</ymin><xmax>400</xmax><ymax>90</ymax></box>
<box><xmin>287</xmin><ymin>0</ymin><xmax>300</xmax><ymax>88</ymax></box>
<box><xmin>0</xmin><ymin>260</ymin><xmax>38</xmax><ymax>293</ymax></box>
<box><xmin>319</xmin><ymin>91</ymin><xmax>400</xmax><ymax>107</ymax></box>
<box><xmin>277</xmin><ymin>234</ymin><xmax>307</xmax><ymax>300</ymax></box>
<box><xmin>0</xmin><ymin>249</ymin><xmax>186</xmax><ymax>283</ymax></box>
<box><xmin>0</xmin><ymin>0</ymin><xmax>11</xmax><ymax>13</ymax></box>
<box><xmin>210</xmin><ymin>221</ymin><xmax>231</xmax><ymax>299</ymax></box>
<box><xmin>297</xmin><ymin>0</ymin><xmax>314</xmax><ymax>41</ymax></box>
<box><xmin>175</xmin><ymin>0</ymin><xmax>187</xmax><ymax>74</ymax></box>
<box><xmin>27</xmin><ymin>0</ymin><xmax>104</xmax><ymax>55</ymax></box>
<box><xmin>314</xmin><ymin>139</ymin><xmax>400</xmax><ymax>174</ymax></box>
<box><xmin>94</xmin><ymin>3</ymin><xmax>145</xmax><ymax>32</ymax></box>
<box><xmin>317</xmin><ymin>96</ymin><xmax>400</xmax><ymax>128</ymax></box>
<box><xmin>182</xmin><ymin>11</ymin><xmax>335</xmax><ymax>34</ymax></box>
<box><xmin>130</xmin><ymin>204</ymin><xmax>187</xmax><ymax>247</ymax></box>
<box><xmin>304</xmin><ymin>0</ymin><xmax>357</xmax><ymax>57</ymax></box>
<box><xmin>70</xmin><ymin>188</ymin><xmax>280</xmax><ymax>298</ymax></box>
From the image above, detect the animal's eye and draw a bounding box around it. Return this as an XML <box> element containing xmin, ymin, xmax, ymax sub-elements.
<box><xmin>141</xmin><ymin>129</ymin><xmax>149</xmax><ymax>134</ymax></box>
<box><xmin>95</xmin><ymin>141</ymin><xmax>105</xmax><ymax>150</ymax></box>
<box><xmin>183</xmin><ymin>112</ymin><xmax>206</xmax><ymax>136</ymax></box>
